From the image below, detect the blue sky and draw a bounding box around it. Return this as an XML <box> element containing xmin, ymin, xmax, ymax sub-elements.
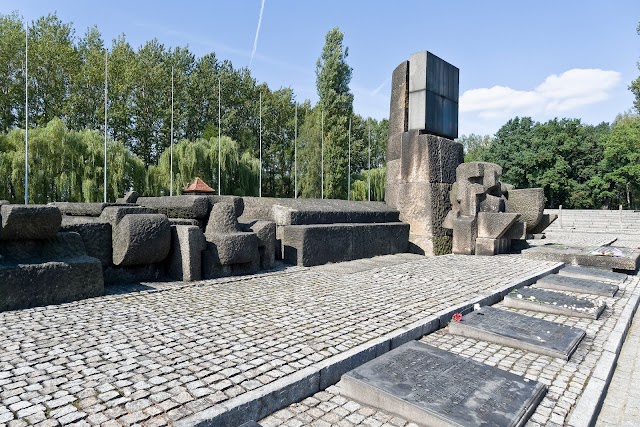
<box><xmin>4</xmin><ymin>0</ymin><xmax>640</xmax><ymax>136</ymax></box>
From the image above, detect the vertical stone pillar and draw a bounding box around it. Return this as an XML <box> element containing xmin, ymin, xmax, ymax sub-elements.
<box><xmin>385</xmin><ymin>52</ymin><xmax>463</xmax><ymax>255</ymax></box>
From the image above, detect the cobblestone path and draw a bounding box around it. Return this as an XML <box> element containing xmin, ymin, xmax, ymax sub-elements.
<box><xmin>0</xmin><ymin>254</ymin><xmax>556</xmax><ymax>426</ymax></box>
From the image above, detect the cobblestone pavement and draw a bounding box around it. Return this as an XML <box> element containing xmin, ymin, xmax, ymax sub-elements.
<box><xmin>596</xmin><ymin>298</ymin><xmax>640</xmax><ymax>427</ymax></box>
<box><xmin>262</xmin><ymin>274</ymin><xmax>639</xmax><ymax>427</ymax></box>
<box><xmin>0</xmin><ymin>254</ymin><xmax>557</xmax><ymax>426</ymax></box>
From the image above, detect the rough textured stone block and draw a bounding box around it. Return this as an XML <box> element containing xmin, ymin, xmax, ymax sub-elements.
<box><xmin>99</xmin><ymin>206</ymin><xmax>158</xmax><ymax>227</ymax></box>
<box><xmin>136</xmin><ymin>195</ymin><xmax>210</xmax><ymax>219</ymax></box>
<box><xmin>477</xmin><ymin>212</ymin><xmax>519</xmax><ymax>238</ymax></box>
<box><xmin>0</xmin><ymin>200</ymin><xmax>8</xmax><ymax>206</ymax></box>
<box><xmin>387</xmin><ymin>134</ymin><xmax>402</xmax><ymax>162</ymax></box>
<box><xmin>204</xmin><ymin>233</ymin><xmax>259</xmax><ymax>266</ymax></box>
<box><xmin>505</xmin><ymin>188</ymin><xmax>545</xmax><ymax>232</ymax></box>
<box><xmin>389</xmin><ymin>61</ymin><xmax>409</xmax><ymax>137</ymax></box>
<box><xmin>0</xmin><ymin>258</ymin><xmax>104</xmax><ymax>312</ymax></box>
<box><xmin>0</xmin><ymin>232</ymin><xmax>104</xmax><ymax>312</ymax></box>
<box><xmin>529</xmin><ymin>213</ymin><xmax>558</xmax><ymax>234</ymax></box>
<box><xmin>112</xmin><ymin>214</ymin><xmax>171</xmax><ymax>266</ymax></box>
<box><xmin>61</xmin><ymin>222</ymin><xmax>112</xmax><ymax>267</ymax></box>
<box><xmin>103</xmin><ymin>264</ymin><xmax>163</xmax><ymax>285</ymax></box>
<box><xmin>282</xmin><ymin>222</ymin><xmax>409</xmax><ymax>267</ymax></box>
<box><xmin>50</xmin><ymin>202</ymin><xmax>107</xmax><ymax>217</ymax></box>
<box><xmin>242</xmin><ymin>220</ymin><xmax>276</xmax><ymax>270</ymax></box>
<box><xmin>452</xmin><ymin>216</ymin><xmax>476</xmax><ymax>255</ymax></box>
<box><xmin>205</xmin><ymin>195</ymin><xmax>244</xmax><ymax>217</ymax></box>
<box><xmin>475</xmin><ymin>237</ymin><xmax>499</xmax><ymax>256</ymax></box>
<box><xmin>123</xmin><ymin>190</ymin><xmax>138</xmax><ymax>203</ymax></box>
<box><xmin>167</xmin><ymin>225</ymin><xmax>207</xmax><ymax>281</ymax></box>
<box><xmin>205</xmin><ymin>202</ymin><xmax>242</xmax><ymax>235</ymax></box>
<box><xmin>504</xmin><ymin>220</ymin><xmax>527</xmax><ymax>240</ymax></box>
<box><xmin>0</xmin><ymin>205</ymin><xmax>62</xmax><ymax>240</ymax></box>
<box><xmin>240</xmin><ymin>198</ymin><xmax>400</xmax><ymax>225</ymax></box>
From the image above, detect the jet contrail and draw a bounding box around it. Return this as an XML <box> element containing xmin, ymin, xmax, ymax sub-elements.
<box><xmin>249</xmin><ymin>0</ymin><xmax>266</xmax><ymax>69</ymax></box>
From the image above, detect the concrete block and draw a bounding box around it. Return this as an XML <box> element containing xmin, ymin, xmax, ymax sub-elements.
<box><xmin>206</xmin><ymin>195</ymin><xmax>244</xmax><ymax>217</ymax></box>
<box><xmin>204</xmin><ymin>233</ymin><xmax>259</xmax><ymax>266</ymax></box>
<box><xmin>505</xmin><ymin>188</ymin><xmax>545</xmax><ymax>232</ymax></box>
<box><xmin>205</xmin><ymin>202</ymin><xmax>243</xmax><ymax>236</ymax></box>
<box><xmin>123</xmin><ymin>190</ymin><xmax>138</xmax><ymax>203</ymax></box>
<box><xmin>0</xmin><ymin>232</ymin><xmax>103</xmax><ymax>312</ymax></box>
<box><xmin>529</xmin><ymin>213</ymin><xmax>558</xmax><ymax>234</ymax></box>
<box><xmin>61</xmin><ymin>222</ymin><xmax>112</xmax><ymax>267</ymax></box>
<box><xmin>389</xmin><ymin>61</ymin><xmax>409</xmax><ymax>136</ymax></box>
<box><xmin>50</xmin><ymin>202</ymin><xmax>107</xmax><ymax>217</ymax></box>
<box><xmin>477</xmin><ymin>212</ymin><xmax>519</xmax><ymax>238</ymax></box>
<box><xmin>0</xmin><ymin>205</ymin><xmax>62</xmax><ymax>240</ymax></box>
<box><xmin>452</xmin><ymin>216</ymin><xmax>477</xmax><ymax>255</ymax></box>
<box><xmin>137</xmin><ymin>195</ymin><xmax>210</xmax><ymax>219</ymax></box>
<box><xmin>408</xmin><ymin>90</ymin><xmax>426</xmax><ymax>131</ymax></box>
<box><xmin>242</xmin><ymin>220</ymin><xmax>276</xmax><ymax>270</ymax></box>
<box><xmin>99</xmin><ymin>206</ymin><xmax>158</xmax><ymax>227</ymax></box>
<box><xmin>504</xmin><ymin>221</ymin><xmax>527</xmax><ymax>240</ymax></box>
<box><xmin>282</xmin><ymin>222</ymin><xmax>409</xmax><ymax>267</ymax></box>
<box><xmin>167</xmin><ymin>225</ymin><xmax>207</xmax><ymax>281</ymax></box>
<box><xmin>112</xmin><ymin>214</ymin><xmax>171</xmax><ymax>266</ymax></box>
<box><xmin>475</xmin><ymin>238</ymin><xmax>498</xmax><ymax>256</ymax></box>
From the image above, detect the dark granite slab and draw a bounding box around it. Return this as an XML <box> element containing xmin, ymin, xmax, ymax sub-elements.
<box><xmin>521</xmin><ymin>244</ymin><xmax>640</xmax><ymax>272</ymax></box>
<box><xmin>558</xmin><ymin>265</ymin><xmax>627</xmax><ymax>284</ymax></box>
<box><xmin>448</xmin><ymin>306</ymin><xmax>585</xmax><ymax>360</ymax></box>
<box><xmin>534</xmin><ymin>274</ymin><xmax>618</xmax><ymax>297</ymax></box>
<box><xmin>504</xmin><ymin>287</ymin><xmax>605</xmax><ymax>319</ymax></box>
<box><xmin>340</xmin><ymin>341</ymin><xmax>546</xmax><ymax>427</ymax></box>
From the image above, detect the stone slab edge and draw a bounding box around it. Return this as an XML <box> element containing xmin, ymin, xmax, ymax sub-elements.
<box><xmin>177</xmin><ymin>261</ymin><xmax>563</xmax><ymax>427</ymax></box>
<box><xmin>503</xmin><ymin>296</ymin><xmax>605</xmax><ymax>320</ymax></box>
<box><xmin>567</xmin><ymin>277</ymin><xmax>640</xmax><ymax>427</ymax></box>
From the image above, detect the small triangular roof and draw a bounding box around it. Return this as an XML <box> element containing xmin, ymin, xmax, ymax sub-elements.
<box><xmin>183</xmin><ymin>177</ymin><xmax>216</xmax><ymax>194</ymax></box>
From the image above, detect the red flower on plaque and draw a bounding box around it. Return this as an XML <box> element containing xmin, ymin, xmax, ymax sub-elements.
<box><xmin>452</xmin><ymin>313</ymin><xmax>463</xmax><ymax>322</ymax></box>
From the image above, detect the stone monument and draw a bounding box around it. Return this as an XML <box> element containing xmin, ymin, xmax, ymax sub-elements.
<box><xmin>385</xmin><ymin>51</ymin><xmax>464</xmax><ymax>255</ymax></box>
<box><xmin>443</xmin><ymin>161</ymin><xmax>556</xmax><ymax>255</ymax></box>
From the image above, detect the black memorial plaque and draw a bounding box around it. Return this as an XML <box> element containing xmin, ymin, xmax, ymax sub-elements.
<box><xmin>504</xmin><ymin>287</ymin><xmax>605</xmax><ymax>319</ymax></box>
<box><xmin>340</xmin><ymin>341</ymin><xmax>546</xmax><ymax>427</ymax></box>
<box><xmin>448</xmin><ymin>306</ymin><xmax>585</xmax><ymax>360</ymax></box>
<box><xmin>558</xmin><ymin>265</ymin><xmax>626</xmax><ymax>284</ymax></box>
<box><xmin>534</xmin><ymin>274</ymin><xmax>618</xmax><ymax>297</ymax></box>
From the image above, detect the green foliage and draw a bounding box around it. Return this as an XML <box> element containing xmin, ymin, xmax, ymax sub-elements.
<box><xmin>473</xmin><ymin>117</ymin><xmax>610</xmax><ymax>208</ymax></box>
<box><xmin>313</xmin><ymin>27</ymin><xmax>353</xmax><ymax>199</ymax></box>
<box><xmin>630</xmin><ymin>22</ymin><xmax>640</xmax><ymax>114</ymax></box>
<box><xmin>457</xmin><ymin>133</ymin><xmax>493</xmax><ymax>162</ymax></box>
<box><xmin>597</xmin><ymin>113</ymin><xmax>640</xmax><ymax>208</ymax></box>
<box><xmin>349</xmin><ymin>167</ymin><xmax>386</xmax><ymax>201</ymax></box>
<box><xmin>1</xmin><ymin>13</ymin><xmax>389</xmax><ymax>201</ymax></box>
<box><xmin>0</xmin><ymin>118</ymin><xmax>144</xmax><ymax>203</ymax></box>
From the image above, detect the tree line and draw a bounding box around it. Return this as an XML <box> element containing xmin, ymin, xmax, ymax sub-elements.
<box><xmin>459</xmin><ymin>113</ymin><xmax>640</xmax><ymax>209</ymax></box>
<box><xmin>0</xmin><ymin>12</ymin><xmax>387</xmax><ymax>203</ymax></box>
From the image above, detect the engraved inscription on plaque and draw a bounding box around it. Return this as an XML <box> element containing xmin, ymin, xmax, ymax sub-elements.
<box><xmin>504</xmin><ymin>287</ymin><xmax>605</xmax><ymax>319</ymax></box>
<box><xmin>558</xmin><ymin>265</ymin><xmax>626</xmax><ymax>284</ymax></box>
<box><xmin>340</xmin><ymin>341</ymin><xmax>546</xmax><ymax>427</ymax></box>
<box><xmin>448</xmin><ymin>306</ymin><xmax>586</xmax><ymax>360</ymax></box>
<box><xmin>534</xmin><ymin>274</ymin><xmax>619</xmax><ymax>297</ymax></box>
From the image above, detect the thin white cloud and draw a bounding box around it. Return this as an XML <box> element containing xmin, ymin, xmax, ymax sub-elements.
<box><xmin>459</xmin><ymin>68</ymin><xmax>621</xmax><ymax>134</ymax></box>
<box><xmin>249</xmin><ymin>0</ymin><xmax>266</xmax><ymax>69</ymax></box>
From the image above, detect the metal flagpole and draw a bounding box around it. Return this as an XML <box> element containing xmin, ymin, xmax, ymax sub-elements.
<box><xmin>368</xmin><ymin>120</ymin><xmax>371</xmax><ymax>201</ymax></box>
<box><xmin>103</xmin><ymin>50</ymin><xmax>108</xmax><ymax>203</ymax></box>
<box><xmin>259</xmin><ymin>91</ymin><xmax>262</xmax><ymax>197</ymax></box>
<box><xmin>321</xmin><ymin>110</ymin><xmax>324</xmax><ymax>200</ymax></box>
<box><xmin>218</xmin><ymin>77</ymin><xmax>221</xmax><ymax>195</ymax></box>
<box><xmin>170</xmin><ymin>66</ymin><xmax>174</xmax><ymax>196</ymax></box>
<box><xmin>348</xmin><ymin>117</ymin><xmax>351</xmax><ymax>201</ymax></box>
<box><xmin>294</xmin><ymin>103</ymin><xmax>298</xmax><ymax>198</ymax></box>
<box><xmin>24</xmin><ymin>20</ymin><xmax>29</xmax><ymax>205</ymax></box>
